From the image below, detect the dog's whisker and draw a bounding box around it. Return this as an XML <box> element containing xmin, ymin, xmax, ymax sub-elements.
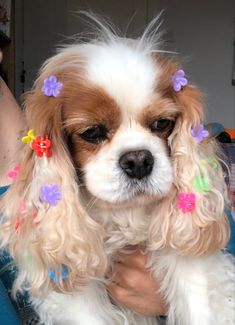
<box><xmin>86</xmin><ymin>196</ymin><xmax>98</xmax><ymax>211</ymax></box>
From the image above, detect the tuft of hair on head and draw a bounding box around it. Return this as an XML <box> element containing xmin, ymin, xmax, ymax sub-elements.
<box><xmin>57</xmin><ymin>10</ymin><xmax>168</xmax><ymax>58</ymax></box>
<box><xmin>77</xmin><ymin>10</ymin><xmax>121</xmax><ymax>44</ymax></box>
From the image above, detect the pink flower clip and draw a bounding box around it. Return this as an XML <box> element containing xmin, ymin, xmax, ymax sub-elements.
<box><xmin>20</xmin><ymin>201</ymin><xmax>27</xmax><ymax>213</ymax></box>
<box><xmin>176</xmin><ymin>192</ymin><xmax>196</xmax><ymax>213</ymax></box>
<box><xmin>7</xmin><ymin>164</ymin><xmax>20</xmax><ymax>179</ymax></box>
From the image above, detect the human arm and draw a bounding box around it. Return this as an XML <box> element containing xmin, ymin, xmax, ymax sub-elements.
<box><xmin>0</xmin><ymin>57</ymin><xmax>24</xmax><ymax>186</ymax></box>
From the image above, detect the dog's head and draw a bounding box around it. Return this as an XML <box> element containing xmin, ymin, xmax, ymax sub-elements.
<box><xmin>62</xmin><ymin>44</ymin><xmax>177</xmax><ymax>207</ymax></box>
<box><xmin>0</xmin><ymin>18</ymin><xmax>230</xmax><ymax>294</ymax></box>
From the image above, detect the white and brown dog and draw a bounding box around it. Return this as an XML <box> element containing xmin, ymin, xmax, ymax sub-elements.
<box><xmin>0</xmin><ymin>15</ymin><xmax>234</xmax><ymax>325</ymax></box>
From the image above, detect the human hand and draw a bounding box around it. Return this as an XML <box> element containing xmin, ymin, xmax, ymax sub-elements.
<box><xmin>106</xmin><ymin>249</ymin><xmax>168</xmax><ymax>316</ymax></box>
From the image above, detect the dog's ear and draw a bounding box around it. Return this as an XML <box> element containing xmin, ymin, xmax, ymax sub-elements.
<box><xmin>0</xmin><ymin>54</ymin><xmax>107</xmax><ymax>295</ymax></box>
<box><xmin>149</xmin><ymin>84</ymin><xmax>230</xmax><ymax>256</ymax></box>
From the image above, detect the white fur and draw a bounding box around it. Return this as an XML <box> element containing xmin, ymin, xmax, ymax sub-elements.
<box><xmin>150</xmin><ymin>251</ymin><xmax>235</xmax><ymax>325</ymax></box>
<box><xmin>86</xmin><ymin>41</ymin><xmax>158</xmax><ymax>113</ymax></box>
<box><xmin>31</xmin><ymin>200</ymin><xmax>235</xmax><ymax>325</ymax></box>
<box><xmin>33</xmin><ymin>281</ymin><xmax>158</xmax><ymax>325</ymax></box>
<box><xmin>34</xmin><ymin>246</ymin><xmax>235</xmax><ymax>325</ymax></box>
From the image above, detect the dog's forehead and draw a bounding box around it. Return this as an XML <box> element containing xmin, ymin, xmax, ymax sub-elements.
<box><xmin>85</xmin><ymin>42</ymin><xmax>160</xmax><ymax>115</ymax></box>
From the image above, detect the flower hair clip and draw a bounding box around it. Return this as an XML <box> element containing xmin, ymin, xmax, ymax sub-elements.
<box><xmin>42</xmin><ymin>75</ymin><xmax>63</xmax><ymax>97</ymax></box>
<box><xmin>31</xmin><ymin>135</ymin><xmax>52</xmax><ymax>158</ymax></box>
<box><xmin>14</xmin><ymin>201</ymin><xmax>39</xmax><ymax>231</ymax></box>
<box><xmin>22</xmin><ymin>129</ymin><xmax>37</xmax><ymax>145</ymax></box>
<box><xmin>172</xmin><ymin>69</ymin><xmax>188</xmax><ymax>92</ymax></box>
<box><xmin>40</xmin><ymin>184</ymin><xmax>62</xmax><ymax>206</ymax></box>
<box><xmin>48</xmin><ymin>264</ymin><xmax>68</xmax><ymax>283</ymax></box>
<box><xmin>193</xmin><ymin>177</ymin><xmax>211</xmax><ymax>192</ymax></box>
<box><xmin>177</xmin><ymin>192</ymin><xmax>196</xmax><ymax>213</ymax></box>
<box><xmin>191</xmin><ymin>124</ymin><xmax>209</xmax><ymax>143</ymax></box>
<box><xmin>200</xmin><ymin>157</ymin><xmax>218</xmax><ymax>169</ymax></box>
<box><xmin>7</xmin><ymin>164</ymin><xmax>20</xmax><ymax>179</ymax></box>
<box><xmin>15</xmin><ymin>218</ymin><xmax>24</xmax><ymax>232</ymax></box>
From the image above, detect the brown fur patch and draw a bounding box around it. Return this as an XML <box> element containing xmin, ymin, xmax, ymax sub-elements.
<box><xmin>138</xmin><ymin>55</ymin><xmax>204</xmax><ymax>141</ymax></box>
<box><xmin>138</xmin><ymin>97</ymin><xmax>179</xmax><ymax>139</ymax></box>
<box><xmin>155</xmin><ymin>55</ymin><xmax>179</xmax><ymax>98</ymax></box>
<box><xmin>24</xmin><ymin>66</ymin><xmax>122</xmax><ymax>171</ymax></box>
<box><xmin>62</xmin><ymin>84</ymin><xmax>121</xmax><ymax>168</ymax></box>
<box><xmin>155</xmin><ymin>55</ymin><xmax>204</xmax><ymax>123</ymax></box>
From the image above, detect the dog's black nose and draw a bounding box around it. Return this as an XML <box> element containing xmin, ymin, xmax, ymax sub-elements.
<box><xmin>119</xmin><ymin>150</ymin><xmax>154</xmax><ymax>180</ymax></box>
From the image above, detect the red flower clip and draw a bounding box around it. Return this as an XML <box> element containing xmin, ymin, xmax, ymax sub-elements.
<box><xmin>31</xmin><ymin>135</ymin><xmax>52</xmax><ymax>158</ymax></box>
<box><xmin>15</xmin><ymin>218</ymin><xmax>24</xmax><ymax>231</ymax></box>
<box><xmin>32</xmin><ymin>211</ymin><xmax>40</xmax><ymax>225</ymax></box>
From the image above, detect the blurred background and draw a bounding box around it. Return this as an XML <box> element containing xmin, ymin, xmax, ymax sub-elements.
<box><xmin>0</xmin><ymin>0</ymin><xmax>234</xmax><ymax>128</ymax></box>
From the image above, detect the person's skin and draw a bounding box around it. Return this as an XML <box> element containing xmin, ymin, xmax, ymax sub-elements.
<box><xmin>0</xmin><ymin>51</ymin><xmax>167</xmax><ymax>317</ymax></box>
<box><xmin>0</xmin><ymin>52</ymin><xmax>24</xmax><ymax>187</ymax></box>
<box><xmin>106</xmin><ymin>249</ymin><xmax>167</xmax><ymax>316</ymax></box>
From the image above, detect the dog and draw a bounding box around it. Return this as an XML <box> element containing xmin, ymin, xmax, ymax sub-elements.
<box><xmin>0</xmin><ymin>15</ymin><xmax>234</xmax><ymax>325</ymax></box>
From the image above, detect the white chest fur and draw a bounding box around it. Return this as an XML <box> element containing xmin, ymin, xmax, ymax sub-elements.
<box><xmin>89</xmin><ymin>203</ymin><xmax>155</xmax><ymax>256</ymax></box>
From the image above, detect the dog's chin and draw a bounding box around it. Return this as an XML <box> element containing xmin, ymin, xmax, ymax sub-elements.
<box><xmin>85</xmin><ymin>189</ymin><xmax>166</xmax><ymax>209</ymax></box>
<box><xmin>103</xmin><ymin>194</ymin><xmax>162</xmax><ymax>209</ymax></box>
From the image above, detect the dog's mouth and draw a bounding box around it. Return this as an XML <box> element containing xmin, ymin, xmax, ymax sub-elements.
<box><xmin>112</xmin><ymin>193</ymin><xmax>160</xmax><ymax>207</ymax></box>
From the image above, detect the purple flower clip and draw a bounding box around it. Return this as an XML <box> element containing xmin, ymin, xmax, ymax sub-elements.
<box><xmin>191</xmin><ymin>124</ymin><xmax>209</xmax><ymax>143</ymax></box>
<box><xmin>42</xmin><ymin>76</ymin><xmax>63</xmax><ymax>97</ymax></box>
<box><xmin>40</xmin><ymin>184</ymin><xmax>61</xmax><ymax>206</ymax></box>
<box><xmin>172</xmin><ymin>69</ymin><xmax>188</xmax><ymax>92</ymax></box>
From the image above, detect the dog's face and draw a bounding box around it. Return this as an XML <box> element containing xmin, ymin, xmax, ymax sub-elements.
<box><xmin>62</xmin><ymin>44</ymin><xmax>179</xmax><ymax>207</ymax></box>
<box><xmin>23</xmin><ymin>39</ymin><xmax>228</xmax><ymax>257</ymax></box>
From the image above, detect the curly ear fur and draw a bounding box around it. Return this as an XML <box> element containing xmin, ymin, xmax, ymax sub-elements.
<box><xmin>0</xmin><ymin>53</ymin><xmax>107</xmax><ymax>296</ymax></box>
<box><xmin>149</xmin><ymin>85</ymin><xmax>230</xmax><ymax>256</ymax></box>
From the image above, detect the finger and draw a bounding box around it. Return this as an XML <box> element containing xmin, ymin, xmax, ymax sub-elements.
<box><xmin>110</xmin><ymin>262</ymin><xmax>151</xmax><ymax>292</ymax></box>
<box><xmin>106</xmin><ymin>282</ymin><xmax>130</xmax><ymax>301</ymax></box>
<box><xmin>118</xmin><ymin>250</ymin><xmax>148</xmax><ymax>269</ymax></box>
<box><xmin>107</xmin><ymin>282</ymin><xmax>142</xmax><ymax>313</ymax></box>
<box><xmin>106</xmin><ymin>264</ymin><xmax>132</xmax><ymax>289</ymax></box>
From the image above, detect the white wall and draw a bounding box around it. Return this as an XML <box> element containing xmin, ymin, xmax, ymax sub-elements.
<box><xmin>149</xmin><ymin>0</ymin><xmax>235</xmax><ymax>128</ymax></box>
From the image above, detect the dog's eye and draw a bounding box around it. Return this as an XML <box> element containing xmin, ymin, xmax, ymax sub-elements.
<box><xmin>80</xmin><ymin>125</ymin><xmax>108</xmax><ymax>144</ymax></box>
<box><xmin>150</xmin><ymin>118</ymin><xmax>175</xmax><ymax>134</ymax></box>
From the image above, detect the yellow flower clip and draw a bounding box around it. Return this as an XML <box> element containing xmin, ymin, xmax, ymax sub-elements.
<box><xmin>22</xmin><ymin>129</ymin><xmax>36</xmax><ymax>144</ymax></box>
